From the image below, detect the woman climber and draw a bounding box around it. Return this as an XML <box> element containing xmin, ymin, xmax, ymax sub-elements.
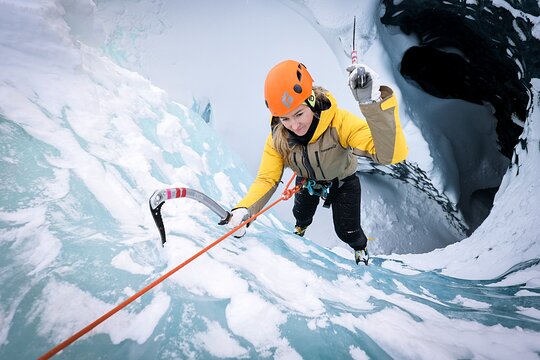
<box><xmin>227</xmin><ymin>59</ymin><xmax>408</xmax><ymax>265</ymax></box>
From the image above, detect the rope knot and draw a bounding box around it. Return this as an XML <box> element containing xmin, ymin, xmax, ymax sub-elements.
<box><xmin>281</xmin><ymin>188</ymin><xmax>295</xmax><ymax>200</ymax></box>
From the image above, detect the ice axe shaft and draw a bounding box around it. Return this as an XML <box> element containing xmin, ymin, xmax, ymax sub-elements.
<box><xmin>351</xmin><ymin>16</ymin><xmax>367</xmax><ymax>86</ymax></box>
<box><xmin>352</xmin><ymin>16</ymin><xmax>357</xmax><ymax>64</ymax></box>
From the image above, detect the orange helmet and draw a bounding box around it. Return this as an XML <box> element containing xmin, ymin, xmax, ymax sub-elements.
<box><xmin>264</xmin><ymin>60</ymin><xmax>314</xmax><ymax>116</ymax></box>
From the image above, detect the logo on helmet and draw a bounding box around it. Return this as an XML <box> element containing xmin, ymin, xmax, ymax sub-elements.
<box><xmin>281</xmin><ymin>91</ymin><xmax>294</xmax><ymax>109</ymax></box>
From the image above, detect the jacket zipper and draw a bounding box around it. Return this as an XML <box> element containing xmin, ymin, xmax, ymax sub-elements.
<box><xmin>302</xmin><ymin>146</ymin><xmax>317</xmax><ymax>179</ymax></box>
<box><xmin>314</xmin><ymin>151</ymin><xmax>326</xmax><ymax>179</ymax></box>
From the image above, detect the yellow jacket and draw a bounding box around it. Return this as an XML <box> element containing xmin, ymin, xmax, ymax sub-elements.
<box><xmin>235</xmin><ymin>86</ymin><xmax>408</xmax><ymax>215</ymax></box>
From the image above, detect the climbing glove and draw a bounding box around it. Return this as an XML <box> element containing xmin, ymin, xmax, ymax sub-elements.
<box><xmin>228</xmin><ymin>207</ymin><xmax>250</xmax><ymax>238</ymax></box>
<box><xmin>346</xmin><ymin>63</ymin><xmax>381</xmax><ymax>104</ymax></box>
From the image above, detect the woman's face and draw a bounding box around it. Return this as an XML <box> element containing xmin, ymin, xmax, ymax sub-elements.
<box><xmin>279</xmin><ymin>104</ymin><xmax>313</xmax><ymax>136</ymax></box>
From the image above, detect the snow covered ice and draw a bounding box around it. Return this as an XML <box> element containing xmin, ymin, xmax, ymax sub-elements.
<box><xmin>1</xmin><ymin>0</ymin><xmax>539</xmax><ymax>359</ymax></box>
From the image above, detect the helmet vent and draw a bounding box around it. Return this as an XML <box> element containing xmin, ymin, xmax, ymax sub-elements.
<box><xmin>293</xmin><ymin>84</ymin><xmax>303</xmax><ymax>94</ymax></box>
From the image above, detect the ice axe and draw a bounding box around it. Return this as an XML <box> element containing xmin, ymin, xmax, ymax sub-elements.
<box><xmin>149</xmin><ymin>187</ymin><xmax>231</xmax><ymax>246</ymax></box>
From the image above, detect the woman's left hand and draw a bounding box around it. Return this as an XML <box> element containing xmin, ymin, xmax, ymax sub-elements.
<box><xmin>346</xmin><ymin>63</ymin><xmax>381</xmax><ymax>104</ymax></box>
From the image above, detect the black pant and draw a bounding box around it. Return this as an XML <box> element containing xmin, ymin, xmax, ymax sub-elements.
<box><xmin>293</xmin><ymin>175</ymin><xmax>368</xmax><ymax>251</ymax></box>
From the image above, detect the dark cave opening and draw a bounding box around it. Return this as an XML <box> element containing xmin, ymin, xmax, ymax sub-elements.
<box><xmin>381</xmin><ymin>0</ymin><xmax>540</xmax><ymax>234</ymax></box>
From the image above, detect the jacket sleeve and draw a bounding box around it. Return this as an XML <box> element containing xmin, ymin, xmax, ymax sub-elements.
<box><xmin>234</xmin><ymin>134</ymin><xmax>284</xmax><ymax>215</ymax></box>
<box><xmin>340</xmin><ymin>86</ymin><xmax>408</xmax><ymax>165</ymax></box>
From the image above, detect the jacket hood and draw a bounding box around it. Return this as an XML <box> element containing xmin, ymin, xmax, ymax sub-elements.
<box><xmin>309</xmin><ymin>91</ymin><xmax>337</xmax><ymax>144</ymax></box>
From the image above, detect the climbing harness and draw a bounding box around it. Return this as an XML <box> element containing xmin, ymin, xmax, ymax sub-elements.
<box><xmin>304</xmin><ymin>179</ymin><xmax>332</xmax><ymax>199</ymax></box>
<box><xmin>302</xmin><ymin>174</ymin><xmax>358</xmax><ymax>209</ymax></box>
<box><xmin>38</xmin><ymin>173</ymin><xmax>303</xmax><ymax>360</ymax></box>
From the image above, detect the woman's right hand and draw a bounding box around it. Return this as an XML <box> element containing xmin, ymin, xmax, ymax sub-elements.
<box><xmin>228</xmin><ymin>208</ymin><xmax>249</xmax><ymax>238</ymax></box>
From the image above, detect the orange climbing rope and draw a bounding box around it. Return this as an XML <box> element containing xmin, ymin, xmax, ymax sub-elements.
<box><xmin>39</xmin><ymin>173</ymin><xmax>302</xmax><ymax>360</ymax></box>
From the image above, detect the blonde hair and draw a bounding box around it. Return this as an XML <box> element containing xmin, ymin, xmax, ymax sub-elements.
<box><xmin>271</xmin><ymin>86</ymin><xmax>328</xmax><ymax>167</ymax></box>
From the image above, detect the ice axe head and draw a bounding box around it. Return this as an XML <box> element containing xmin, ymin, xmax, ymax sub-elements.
<box><xmin>149</xmin><ymin>190</ymin><xmax>167</xmax><ymax>246</ymax></box>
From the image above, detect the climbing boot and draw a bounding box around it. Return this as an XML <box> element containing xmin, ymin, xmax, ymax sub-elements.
<box><xmin>354</xmin><ymin>248</ymin><xmax>369</xmax><ymax>265</ymax></box>
<box><xmin>293</xmin><ymin>225</ymin><xmax>308</xmax><ymax>237</ymax></box>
